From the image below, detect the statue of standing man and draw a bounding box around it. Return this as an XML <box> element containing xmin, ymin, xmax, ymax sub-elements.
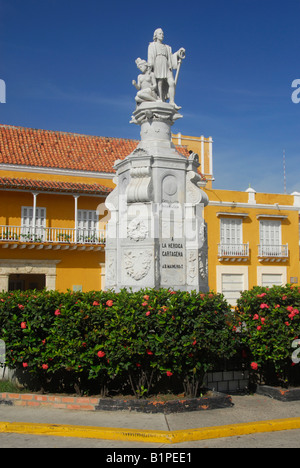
<box><xmin>147</xmin><ymin>28</ymin><xmax>185</xmax><ymax>110</ymax></box>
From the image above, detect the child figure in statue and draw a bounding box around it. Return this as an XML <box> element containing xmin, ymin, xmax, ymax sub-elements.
<box><xmin>132</xmin><ymin>58</ymin><xmax>158</xmax><ymax>105</ymax></box>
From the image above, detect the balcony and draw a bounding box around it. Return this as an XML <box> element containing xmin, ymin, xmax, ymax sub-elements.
<box><xmin>258</xmin><ymin>244</ymin><xmax>289</xmax><ymax>262</ymax></box>
<box><xmin>0</xmin><ymin>225</ymin><xmax>106</xmax><ymax>251</ymax></box>
<box><xmin>218</xmin><ymin>243</ymin><xmax>249</xmax><ymax>262</ymax></box>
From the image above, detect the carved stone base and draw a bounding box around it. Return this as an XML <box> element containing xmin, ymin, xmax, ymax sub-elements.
<box><xmin>105</xmin><ymin>102</ymin><xmax>209</xmax><ymax>292</ymax></box>
<box><xmin>130</xmin><ymin>101</ymin><xmax>182</xmax><ymax>127</ymax></box>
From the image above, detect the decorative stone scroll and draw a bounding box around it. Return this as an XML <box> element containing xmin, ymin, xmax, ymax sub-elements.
<box><xmin>126</xmin><ymin>167</ymin><xmax>153</xmax><ymax>203</ymax></box>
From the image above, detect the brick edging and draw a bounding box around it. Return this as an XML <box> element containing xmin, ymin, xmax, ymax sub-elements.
<box><xmin>0</xmin><ymin>391</ymin><xmax>233</xmax><ymax>413</ymax></box>
<box><xmin>0</xmin><ymin>393</ymin><xmax>99</xmax><ymax>411</ymax></box>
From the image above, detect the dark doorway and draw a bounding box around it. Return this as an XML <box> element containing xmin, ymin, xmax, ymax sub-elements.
<box><xmin>8</xmin><ymin>274</ymin><xmax>46</xmax><ymax>291</ymax></box>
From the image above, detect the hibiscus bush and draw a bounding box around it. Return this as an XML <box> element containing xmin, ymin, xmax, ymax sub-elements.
<box><xmin>233</xmin><ymin>284</ymin><xmax>300</xmax><ymax>388</ymax></box>
<box><xmin>0</xmin><ymin>288</ymin><xmax>237</xmax><ymax>397</ymax></box>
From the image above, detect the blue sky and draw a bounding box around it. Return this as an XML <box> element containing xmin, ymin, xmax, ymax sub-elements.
<box><xmin>1</xmin><ymin>0</ymin><xmax>300</xmax><ymax>194</ymax></box>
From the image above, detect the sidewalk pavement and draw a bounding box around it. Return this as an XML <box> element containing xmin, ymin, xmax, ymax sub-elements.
<box><xmin>1</xmin><ymin>393</ymin><xmax>300</xmax><ymax>446</ymax></box>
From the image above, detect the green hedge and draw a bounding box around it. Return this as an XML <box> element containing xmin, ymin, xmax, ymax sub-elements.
<box><xmin>0</xmin><ymin>289</ymin><xmax>236</xmax><ymax>397</ymax></box>
<box><xmin>233</xmin><ymin>284</ymin><xmax>300</xmax><ymax>387</ymax></box>
<box><xmin>3</xmin><ymin>284</ymin><xmax>300</xmax><ymax>396</ymax></box>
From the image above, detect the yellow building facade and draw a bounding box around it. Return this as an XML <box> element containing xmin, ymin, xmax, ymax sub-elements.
<box><xmin>0</xmin><ymin>125</ymin><xmax>119</xmax><ymax>293</ymax></box>
<box><xmin>174</xmin><ymin>132</ymin><xmax>300</xmax><ymax>303</ymax></box>
<box><xmin>203</xmin><ymin>187</ymin><xmax>300</xmax><ymax>304</ymax></box>
<box><xmin>0</xmin><ymin>124</ymin><xmax>299</xmax><ymax>303</ymax></box>
<box><xmin>0</xmin><ymin>188</ymin><xmax>107</xmax><ymax>292</ymax></box>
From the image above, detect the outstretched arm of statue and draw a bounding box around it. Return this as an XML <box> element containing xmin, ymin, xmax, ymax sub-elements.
<box><xmin>132</xmin><ymin>77</ymin><xmax>141</xmax><ymax>91</ymax></box>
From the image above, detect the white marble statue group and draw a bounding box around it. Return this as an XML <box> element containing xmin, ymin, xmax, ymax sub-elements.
<box><xmin>132</xmin><ymin>28</ymin><xmax>185</xmax><ymax>110</ymax></box>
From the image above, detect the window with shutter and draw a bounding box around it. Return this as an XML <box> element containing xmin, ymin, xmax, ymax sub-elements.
<box><xmin>260</xmin><ymin>220</ymin><xmax>281</xmax><ymax>246</ymax></box>
<box><xmin>261</xmin><ymin>273</ymin><xmax>283</xmax><ymax>287</ymax></box>
<box><xmin>21</xmin><ymin>207</ymin><xmax>46</xmax><ymax>241</ymax></box>
<box><xmin>220</xmin><ymin>218</ymin><xmax>242</xmax><ymax>245</ymax></box>
<box><xmin>77</xmin><ymin>210</ymin><xmax>99</xmax><ymax>243</ymax></box>
<box><xmin>219</xmin><ymin>218</ymin><xmax>246</xmax><ymax>256</ymax></box>
<box><xmin>221</xmin><ymin>273</ymin><xmax>244</xmax><ymax>306</ymax></box>
<box><xmin>259</xmin><ymin>220</ymin><xmax>282</xmax><ymax>256</ymax></box>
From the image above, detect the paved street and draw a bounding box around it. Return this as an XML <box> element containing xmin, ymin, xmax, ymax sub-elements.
<box><xmin>1</xmin><ymin>428</ymin><xmax>300</xmax><ymax>448</ymax></box>
<box><xmin>1</xmin><ymin>394</ymin><xmax>300</xmax><ymax>448</ymax></box>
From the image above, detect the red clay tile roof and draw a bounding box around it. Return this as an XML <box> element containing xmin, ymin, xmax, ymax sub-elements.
<box><xmin>0</xmin><ymin>176</ymin><xmax>112</xmax><ymax>195</ymax></box>
<box><xmin>0</xmin><ymin>125</ymin><xmax>190</xmax><ymax>173</ymax></box>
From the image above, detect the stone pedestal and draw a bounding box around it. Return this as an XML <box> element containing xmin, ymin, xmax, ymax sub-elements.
<box><xmin>105</xmin><ymin>102</ymin><xmax>209</xmax><ymax>292</ymax></box>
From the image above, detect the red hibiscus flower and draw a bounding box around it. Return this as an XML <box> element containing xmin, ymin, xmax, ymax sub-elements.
<box><xmin>166</xmin><ymin>371</ymin><xmax>173</xmax><ymax>377</ymax></box>
<box><xmin>106</xmin><ymin>300</ymin><xmax>113</xmax><ymax>307</ymax></box>
<box><xmin>97</xmin><ymin>351</ymin><xmax>105</xmax><ymax>358</ymax></box>
<box><xmin>21</xmin><ymin>322</ymin><xmax>27</xmax><ymax>329</ymax></box>
<box><xmin>42</xmin><ymin>364</ymin><xmax>48</xmax><ymax>370</ymax></box>
<box><xmin>251</xmin><ymin>362</ymin><xmax>258</xmax><ymax>371</ymax></box>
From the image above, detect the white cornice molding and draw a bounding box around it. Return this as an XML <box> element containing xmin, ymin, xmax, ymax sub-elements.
<box><xmin>208</xmin><ymin>200</ymin><xmax>300</xmax><ymax>212</ymax></box>
<box><xmin>256</xmin><ymin>214</ymin><xmax>288</xmax><ymax>219</ymax></box>
<box><xmin>0</xmin><ymin>164</ymin><xmax>115</xmax><ymax>180</ymax></box>
<box><xmin>216</xmin><ymin>212</ymin><xmax>249</xmax><ymax>218</ymax></box>
<box><xmin>0</xmin><ymin>187</ymin><xmax>106</xmax><ymax>197</ymax></box>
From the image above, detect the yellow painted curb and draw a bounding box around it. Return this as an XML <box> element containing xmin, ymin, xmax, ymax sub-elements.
<box><xmin>0</xmin><ymin>422</ymin><xmax>174</xmax><ymax>444</ymax></box>
<box><xmin>1</xmin><ymin>417</ymin><xmax>300</xmax><ymax>444</ymax></box>
<box><xmin>170</xmin><ymin>417</ymin><xmax>300</xmax><ymax>444</ymax></box>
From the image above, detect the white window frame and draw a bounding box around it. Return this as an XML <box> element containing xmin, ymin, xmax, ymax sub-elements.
<box><xmin>77</xmin><ymin>209</ymin><xmax>99</xmax><ymax>243</ymax></box>
<box><xmin>220</xmin><ymin>217</ymin><xmax>243</xmax><ymax>245</ymax></box>
<box><xmin>21</xmin><ymin>206</ymin><xmax>46</xmax><ymax>241</ymax></box>
<box><xmin>259</xmin><ymin>219</ymin><xmax>281</xmax><ymax>246</ymax></box>
<box><xmin>219</xmin><ymin>217</ymin><xmax>248</xmax><ymax>257</ymax></box>
<box><xmin>217</xmin><ymin>265</ymin><xmax>249</xmax><ymax>306</ymax></box>
<box><xmin>257</xmin><ymin>266</ymin><xmax>287</xmax><ymax>287</ymax></box>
